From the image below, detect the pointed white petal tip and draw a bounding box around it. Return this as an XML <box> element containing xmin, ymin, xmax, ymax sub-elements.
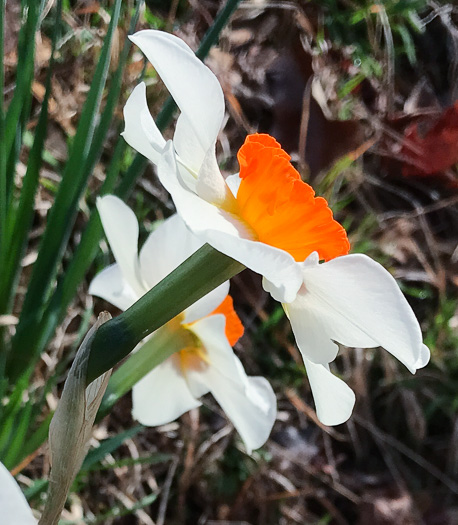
<box><xmin>304</xmin><ymin>359</ymin><xmax>356</xmax><ymax>426</ymax></box>
<box><xmin>414</xmin><ymin>343</ymin><xmax>431</xmax><ymax>371</ymax></box>
<box><xmin>128</xmin><ymin>30</ymin><xmax>224</xmax><ymax>157</ymax></box>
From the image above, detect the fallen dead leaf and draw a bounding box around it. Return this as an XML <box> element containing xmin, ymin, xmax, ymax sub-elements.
<box><xmin>402</xmin><ymin>102</ymin><xmax>458</xmax><ymax>177</ymax></box>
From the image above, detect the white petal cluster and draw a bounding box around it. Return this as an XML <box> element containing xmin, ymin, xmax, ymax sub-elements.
<box><xmin>270</xmin><ymin>252</ymin><xmax>430</xmax><ymax>425</ymax></box>
<box><xmin>90</xmin><ymin>196</ymin><xmax>276</xmax><ymax>452</ymax></box>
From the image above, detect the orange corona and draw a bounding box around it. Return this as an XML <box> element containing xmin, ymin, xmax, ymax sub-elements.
<box><xmin>210</xmin><ymin>295</ymin><xmax>244</xmax><ymax>346</ymax></box>
<box><xmin>236</xmin><ymin>134</ymin><xmax>350</xmax><ymax>262</ymax></box>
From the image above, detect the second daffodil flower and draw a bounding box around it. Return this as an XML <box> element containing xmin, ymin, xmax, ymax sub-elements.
<box><xmin>89</xmin><ymin>196</ymin><xmax>276</xmax><ymax>453</ymax></box>
<box><xmin>123</xmin><ymin>30</ymin><xmax>430</xmax><ymax>426</ymax></box>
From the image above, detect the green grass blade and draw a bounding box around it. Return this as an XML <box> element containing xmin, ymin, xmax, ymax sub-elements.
<box><xmin>81</xmin><ymin>1</ymin><xmax>143</xmax><ymax>181</ymax></box>
<box><xmin>80</xmin><ymin>425</ymin><xmax>144</xmax><ymax>471</ymax></box>
<box><xmin>2</xmin><ymin>400</ymin><xmax>33</xmax><ymax>468</ymax></box>
<box><xmin>3</xmin><ymin>0</ymin><xmax>40</xmax><ymax>197</ymax></box>
<box><xmin>8</xmin><ymin>0</ymin><xmax>123</xmax><ymax>378</ymax></box>
<box><xmin>0</xmin><ymin>370</ymin><xmax>32</xmax><ymax>464</ymax></box>
<box><xmin>37</xmin><ymin>1</ymin><xmax>144</xmax><ymax>348</ymax></box>
<box><xmin>0</xmin><ymin>0</ymin><xmax>62</xmax><ymax>316</ymax></box>
<box><xmin>13</xmin><ymin>412</ymin><xmax>53</xmax><ymax>468</ymax></box>
<box><xmin>196</xmin><ymin>0</ymin><xmax>241</xmax><ymax>59</ymax></box>
<box><xmin>10</xmin><ymin>0</ymin><xmax>244</xmax><ymax>380</ymax></box>
<box><xmin>39</xmin><ymin>137</ymin><xmax>128</xmax><ymax>349</ymax></box>
<box><xmin>0</xmin><ymin>0</ymin><xmax>6</xmax><ymax>256</ymax></box>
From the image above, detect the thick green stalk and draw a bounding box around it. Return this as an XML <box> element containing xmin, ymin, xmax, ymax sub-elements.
<box><xmin>86</xmin><ymin>245</ymin><xmax>244</xmax><ymax>384</ymax></box>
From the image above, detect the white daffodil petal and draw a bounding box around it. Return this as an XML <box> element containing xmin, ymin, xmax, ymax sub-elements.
<box><xmin>174</xmin><ymin>112</ymin><xmax>206</xmax><ymax>173</ymax></box>
<box><xmin>208</xmin><ymin>372</ymin><xmax>276</xmax><ymax>454</ymax></box>
<box><xmin>187</xmin><ymin>316</ymin><xmax>276</xmax><ymax>453</ymax></box>
<box><xmin>121</xmin><ymin>82</ymin><xmax>166</xmax><ymax>164</ymax></box>
<box><xmin>132</xmin><ymin>355</ymin><xmax>202</xmax><ymax>426</ymax></box>
<box><xmin>96</xmin><ymin>195</ymin><xmax>144</xmax><ymax>296</ymax></box>
<box><xmin>89</xmin><ymin>264</ymin><xmax>138</xmax><ymax>311</ymax></box>
<box><xmin>299</xmin><ymin>253</ymin><xmax>427</xmax><ymax>373</ymax></box>
<box><xmin>139</xmin><ymin>212</ymin><xmax>230</xmax><ymax>323</ymax></box>
<box><xmin>188</xmin><ymin>316</ymin><xmax>241</xmax><ymax>379</ymax></box>
<box><xmin>225</xmin><ymin>173</ymin><xmax>241</xmax><ymax>197</ymax></box>
<box><xmin>158</xmin><ymin>144</ymin><xmax>303</xmax><ymax>303</ymax></box>
<box><xmin>304</xmin><ymin>358</ymin><xmax>355</xmax><ymax>426</ymax></box>
<box><xmin>139</xmin><ymin>213</ymin><xmax>203</xmax><ymax>289</ymax></box>
<box><xmin>183</xmin><ymin>281</ymin><xmax>230</xmax><ymax>324</ymax></box>
<box><xmin>129</xmin><ymin>30</ymin><xmax>224</xmax><ymax>155</ymax></box>
<box><xmin>0</xmin><ymin>462</ymin><xmax>36</xmax><ymax>524</ymax></box>
<box><xmin>416</xmin><ymin>343</ymin><xmax>431</xmax><ymax>369</ymax></box>
<box><xmin>283</xmin><ymin>298</ymin><xmax>349</xmax><ymax>364</ymax></box>
<box><xmin>196</xmin><ymin>145</ymin><xmax>232</xmax><ymax>206</ymax></box>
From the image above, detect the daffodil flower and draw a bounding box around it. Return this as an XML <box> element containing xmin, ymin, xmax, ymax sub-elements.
<box><xmin>122</xmin><ymin>30</ymin><xmax>349</xmax><ymax>303</ymax></box>
<box><xmin>89</xmin><ymin>196</ymin><xmax>276</xmax><ymax>452</ymax></box>
<box><xmin>122</xmin><ymin>30</ymin><xmax>430</xmax><ymax>426</ymax></box>
<box><xmin>0</xmin><ymin>462</ymin><xmax>36</xmax><ymax>524</ymax></box>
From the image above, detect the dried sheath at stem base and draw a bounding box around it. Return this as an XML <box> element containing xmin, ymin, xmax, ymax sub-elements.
<box><xmin>39</xmin><ymin>312</ymin><xmax>112</xmax><ymax>525</ymax></box>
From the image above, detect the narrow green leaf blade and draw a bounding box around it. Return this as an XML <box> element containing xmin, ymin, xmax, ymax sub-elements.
<box><xmin>9</xmin><ymin>0</ymin><xmax>122</xmax><ymax>378</ymax></box>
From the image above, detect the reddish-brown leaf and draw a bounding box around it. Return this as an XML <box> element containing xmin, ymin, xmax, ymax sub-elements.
<box><xmin>402</xmin><ymin>102</ymin><xmax>458</xmax><ymax>177</ymax></box>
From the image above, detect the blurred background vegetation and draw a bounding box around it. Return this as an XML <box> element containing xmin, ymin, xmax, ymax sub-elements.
<box><xmin>1</xmin><ymin>0</ymin><xmax>458</xmax><ymax>523</ymax></box>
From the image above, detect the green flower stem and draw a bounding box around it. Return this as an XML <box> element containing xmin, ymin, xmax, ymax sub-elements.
<box><xmin>86</xmin><ymin>245</ymin><xmax>245</xmax><ymax>384</ymax></box>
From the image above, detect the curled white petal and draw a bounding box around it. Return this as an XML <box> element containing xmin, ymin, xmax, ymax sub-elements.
<box><xmin>129</xmin><ymin>30</ymin><xmax>224</xmax><ymax>156</ymax></box>
<box><xmin>188</xmin><ymin>316</ymin><xmax>277</xmax><ymax>453</ymax></box>
<box><xmin>121</xmin><ymin>82</ymin><xmax>166</xmax><ymax>164</ymax></box>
